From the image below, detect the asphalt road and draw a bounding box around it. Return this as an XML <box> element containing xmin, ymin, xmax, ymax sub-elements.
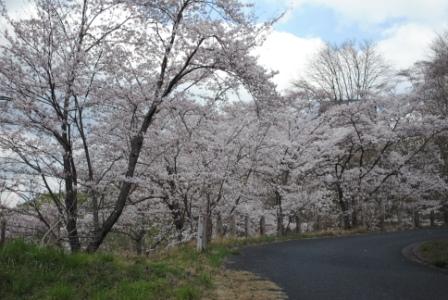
<box><xmin>227</xmin><ymin>228</ymin><xmax>448</xmax><ymax>300</ymax></box>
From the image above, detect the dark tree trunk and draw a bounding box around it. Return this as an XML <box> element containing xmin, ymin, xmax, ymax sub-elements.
<box><xmin>275</xmin><ymin>191</ymin><xmax>284</xmax><ymax>236</ymax></box>
<box><xmin>87</xmin><ymin>134</ymin><xmax>145</xmax><ymax>252</ymax></box>
<box><xmin>216</xmin><ymin>214</ymin><xmax>224</xmax><ymax>238</ymax></box>
<box><xmin>351</xmin><ymin>197</ymin><xmax>360</xmax><ymax>228</ymax></box>
<box><xmin>352</xmin><ymin>209</ymin><xmax>359</xmax><ymax>228</ymax></box>
<box><xmin>413</xmin><ymin>210</ymin><xmax>421</xmax><ymax>228</ymax></box>
<box><xmin>135</xmin><ymin>234</ymin><xmax>145</xmax><ymax>256</ymax></box>
<box><xmin>87</xmin><ymin>102</ymin><xmax>161</xmax><ymax>252</ymax></box>
<box><xmin>206</xmin><ymin>215</ymin><xmax>213</xmax><ymax>242</ymax></box>
<box><xmin>259</xmin><ymin>216</ymin><xmax>265</xmax><ymax>236</ymax></box>
<box><xmin>430</xmin><ymin>210</ymin><xmax>436</xmax><ymax>227</ymax></box>
<box><xmin>63</xmin><ymin>155</ymin><xmax>81</xmax><ymax>252</ymax></box>
<box><xmin>314</xmin><ymin>215</ymin><xmax>321</xmax><ymax>231</ymax></box>
<box><xmin>0</xmin><ymin>219</ymin><xmax>6</xmax><ymax>247</ymax></box>
<box><xmin>379</xmin><ymin>215</ymin><xmax>385</xmax><ymax>231</ymax></box>
<box><xmin>229</xmin><ymin>215</ymin><xmax>236</xmax><ymax>237</ymax></box>
<box><xmin>295</xmin><ymin>215</ymin><xmax>301</xmax><ymax>234</ymax></box>
<box><xmin>336</xmin><ymin>184</ymin><xmax>351</xmax><ymax>230</ymax></box>
<box><xmin>168</xmin><ymin>202</ymin><xmax>185</xmax><ymax>241</ymax></box>
<box><xmin>244</xmin><ymin>215</ymin><xmax>249</xmax><ymax>238</ymax></box>
<box><xmin>444</xmin><ymin>207</ymin><xmax>448</xmax><ymax>226</ymax></box>
<box><xmin>379</xmin><ymin>201</ymin><xmax>386</xmax><ymax>231</ymax></box>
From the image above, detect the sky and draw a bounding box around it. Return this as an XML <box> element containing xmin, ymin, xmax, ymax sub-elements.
<box><xmin>252</xmin><ymin>0</ymin><xmax>448</xmax><ymax>90</ymax></box>
<box><xmin>2</xmin><ymin>0</ymin><xmax>448</xmax><ymax>91</ymax></box>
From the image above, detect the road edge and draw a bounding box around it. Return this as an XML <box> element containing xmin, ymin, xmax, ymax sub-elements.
<box><xmin>402</xmin><ymin>241</ymin><xmax>448</xmax><ymax>274</ymax></box>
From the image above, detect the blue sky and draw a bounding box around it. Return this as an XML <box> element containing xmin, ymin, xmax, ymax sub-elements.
<box><xmin>249</xmin><ymin>0</ymin><xmax>448</xmax><ymax>89</ymax></box>
<box><xmin>274</xmin><ymin>4</ymin><xmax>402</xmax><ymax>44</ymax></box>
<box><xmin>253</xmin><ymin>1</ymin><xmax>386</xmax><ymax>43</ymax></box>
<box><xmin>251</xmin><ymin>0</ymin><xmax>445</xmax><ymax>44</ymax></box>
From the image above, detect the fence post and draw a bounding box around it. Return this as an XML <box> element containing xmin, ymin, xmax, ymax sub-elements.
<box><xmin>197</xmin><ymin>213</ymin><xmax>207</xmax><ymax>252</ymax></box>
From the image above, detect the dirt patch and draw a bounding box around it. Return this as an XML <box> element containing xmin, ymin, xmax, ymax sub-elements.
<box><xmin>204</xmin><ymin>270</ymin><xmax>287</xmax><ymax>300</ymax></box>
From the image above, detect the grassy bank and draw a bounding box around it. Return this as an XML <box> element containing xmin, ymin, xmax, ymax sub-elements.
<box><xmin>0</xmin><ymin>229</ymin><xmax>368</xmax><ymax>300</ymax></box>
<box><xmin>419</xmin><ymin>239</ymin><xmax>448</xmax><ymax>269</ymax></box>
<box><xmin>0</xmin><ymin>240</ymin><xmax>235</xmax><ymax>300</ymax></box>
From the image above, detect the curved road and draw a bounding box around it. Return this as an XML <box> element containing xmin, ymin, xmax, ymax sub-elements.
<box><xmin>227</xmin><ymin>228</ymin><xmax>448</xmax><ymax>300</ymax></box>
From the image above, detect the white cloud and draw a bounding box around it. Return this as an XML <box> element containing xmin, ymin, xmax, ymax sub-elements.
<box><xmin>254</xmin><ymin>25</ymin><xmax>438</xmax><ymax>89</ymax></box>
<box><xmin>255</xmin><ymin>30</ymin><xmax>324</xmax><ymax>91</ymax></box>
<box><xmin>263</xmin><ymin>0</ymin><xmax>448</xmax><ymax>71</ymax></box>
<box><xmin>377</xmin><ymin>24</ymin><xmax>437</xmax><ymax>69</ymax></box>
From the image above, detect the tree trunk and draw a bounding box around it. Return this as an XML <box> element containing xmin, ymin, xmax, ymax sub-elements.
<box><xmin>443</xmin><ymin>205</ymin><xmax>448</xmax><ymax>226</ymax></box>
<box><xmin>413</xmin><ymin>210</ymin><xmax>421</xmax><ymax>228</ymax></box>
<box><xmin>216</xmin><ymin>214</ymin><xmax>224</xmax><ymax>238</ymax></box>
<box><xmin>314</xmin><ymin>215</ymin><xmax>321</xmax><ymax>231</ymax></box>
<box><xmin>337</xmin><ymin>185</ymin><xmax>351</xmax><ymax>229</ymax></box>
<box><xmin>295</xmin><ymin>215</ymin><xmax>301</xmax><ymax>234</ymax></box>
<box><xmin>63</xmin><ymin>155</ymin><xmax>81</xmax><ymax>252</ymax></box>
<box><xmin>0</xmin><ymin>219</ymin><xmax>6</xmax><ymax>247</ymax></box>
<box><xmin>379</xmin><ymin>200</ymin><xmax>386</xmax><ymax>231</ymax></box>
<box><xmin>397</xmin><ymin>203</ymin><xmax>403</xmax><ymax>227</ymax></box>
<box><xmin>87</xmin><ymin>105</ymin><xmax>159</xmax><ymax>252</ymax></box>
<box><xmin>259</xmin><ymin>216</ymin><xmax>265</xmax><ymax>236</ymax></box>
<box><xmin>276</xmin><ymin>191</ymin><xmax>284</xmax><ymax>236</ymax></box>
<box><xmin>351</xmin><ymin>198</ymin><xmax>359</xmax><ymax>228</ymax></box>
<box><xmin>206</xmin><ymin>215</ymin><xmax>213</xmax><ymax>242</ymax></box>
<box><xmin>244</xmin><ymin>215</ymin><xmax>249</xmax><ymax>238</ymax></box>
<box><xmin>229</xmin><ymin>215</ymin><xmax>236</xmax><ymax>237</ymax></box>
<box><xmin>135</xmin><ymin>235</ymin><xmax>144</xmax><ymax>256</ymax></box>
<box><xmin>430</xmin><ymin>210</ymin><xmax>436</xmax><ymax>227</ymax></box>
<box><xmin>277</xmin><ymin>213</ymin><xmax>284</xmax><ymax>236</ymax></box>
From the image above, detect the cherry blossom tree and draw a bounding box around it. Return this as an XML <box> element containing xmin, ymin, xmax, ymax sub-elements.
<box><xmin>291</xmin><ymin>40</ymin><xmax>392</xmax><ymax>103</ymax></box>
<box><xmin>0</xmin><ymin>0</ymin><xmax>278</xmax><ymax>252</ymax></box>
<box><xmin>405</xmin><ymin>31</ymin><xmax>448</xmax><ymax>224</ymax></box>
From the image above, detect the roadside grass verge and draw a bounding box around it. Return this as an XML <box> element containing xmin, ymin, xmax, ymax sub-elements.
<box><xmin>215</xmin><ymin>227</ymin><xmax>370</xmax><ymax>249</ymax></box>
<box><xmin>419</xmin><ymin>239</ymin><xmax>448</xmax><ymax>269</ymax></box>
<box><xmin>0</xmin><ymin>228</ymin><xmax>369</xmax><ymax>300</ymax></box>
<box><xmin>0</xmin><ymin>240</ymin><xmax>231</xmax><ymax>300</ymax></box>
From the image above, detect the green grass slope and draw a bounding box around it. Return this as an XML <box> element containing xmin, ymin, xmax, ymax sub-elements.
<box><xmin>0</xmin><ymin>240</ymin><xmax>233</xmax><ymax>300</ymax></box>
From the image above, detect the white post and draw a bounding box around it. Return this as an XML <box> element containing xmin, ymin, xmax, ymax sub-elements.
<box><xmin>197</xmin><ymin>213</ymin><xmax>207</xmax><ymax>252</ymax></box>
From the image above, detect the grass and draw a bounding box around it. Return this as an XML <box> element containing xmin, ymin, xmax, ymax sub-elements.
<box><xmin>214</xmin><ymin>227</ymin><xmax>370</xmax><ymax>249</ymax></box>
<box><xmin>0</xmin><ymin>240</ymin><xmax>229</xmax><ymax>300</ymax></box>
<box><xmin>0</xmin><ymin>228</ymin><xmax>369</xmax><ymax>300</ymax></box>
<box><xmin>419</xmin><ymin>239</ymin><xmax>448</xmax><ymax>269</ymax></box>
